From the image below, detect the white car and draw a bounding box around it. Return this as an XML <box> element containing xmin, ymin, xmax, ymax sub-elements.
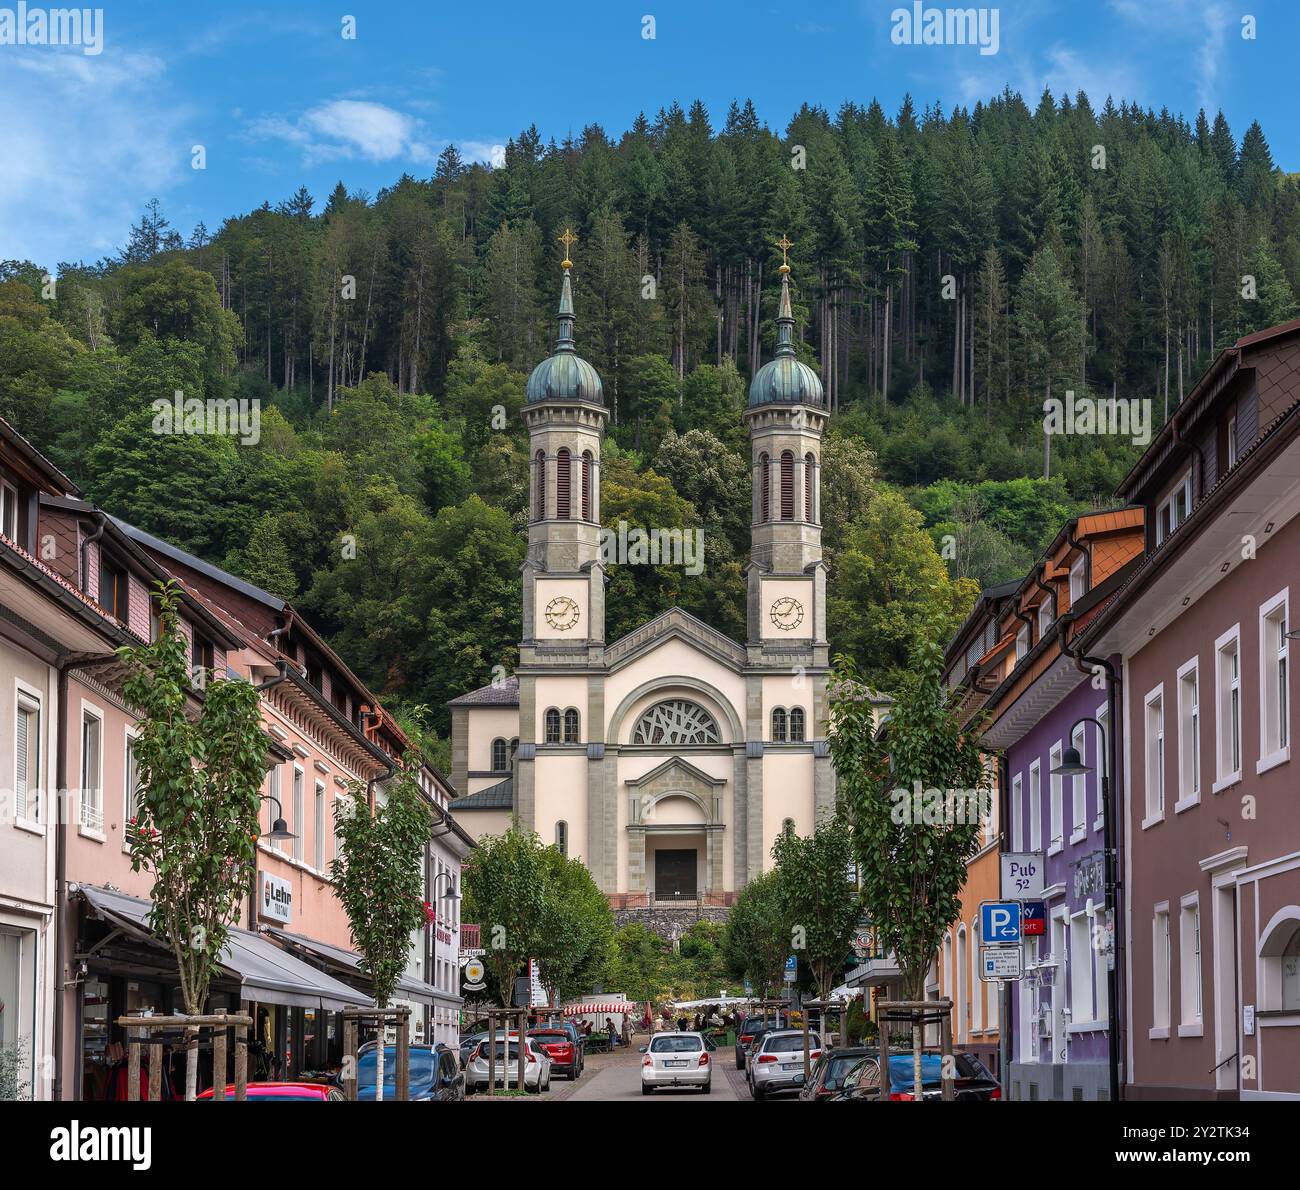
<box><xmin>641</xmin><ymin>1031</ymin><xmax>711</xmax><ymax>1094</ymax></box>
<box><xmin>748</xmin><ymin>1030</ymin><xmax>820</xmax><ymax>1100</ymax></box>
<box><xmin>465</xmin><ymin>1034</ymin><xmax>552</xmax><ymax>1093</ymax></box>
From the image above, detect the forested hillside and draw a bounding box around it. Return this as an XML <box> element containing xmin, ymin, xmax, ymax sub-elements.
<box><xmin>3</xmin><ymin>87</ymin><xmax>1298</xmax><ymax>751</ymax></box>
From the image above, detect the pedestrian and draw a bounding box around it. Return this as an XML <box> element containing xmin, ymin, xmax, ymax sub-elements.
<box><xmin>606</xmin><ymin>1016</ymin><xmax>618</xmax><ymax>1049</ymax></box>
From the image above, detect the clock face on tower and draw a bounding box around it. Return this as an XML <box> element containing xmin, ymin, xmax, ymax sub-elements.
<box><xmin>544</xmin><ymin>595</ymin><xmax>581</xmax><ymax>632</ymax></box>
<box><xmin>769</xmin><ymin>596</ymin><xmax>805</xmax><ymax>631</ymax></box>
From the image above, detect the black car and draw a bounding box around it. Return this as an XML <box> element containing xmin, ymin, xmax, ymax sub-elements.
<box><xmin>734</xmin><ymin>1017</ymin><xmax>785</xmax><ymax>1070</ymax></box>
<box><xmin>798</xmin><ymin>1046</ymin><xmax>875</xmax><ymax>1101</ymax></box>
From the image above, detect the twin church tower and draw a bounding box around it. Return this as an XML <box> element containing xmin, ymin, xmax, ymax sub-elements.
<box><xmin>450</xmin><ymin>232</ymin><xmax>853</xmax><ymax>909</ymax></box>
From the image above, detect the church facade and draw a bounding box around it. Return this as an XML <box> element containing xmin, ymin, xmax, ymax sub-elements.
<box><xmin>449</xmin><ymin>247</ymin><xmax>878</xmax><ymax>909</ymax></box>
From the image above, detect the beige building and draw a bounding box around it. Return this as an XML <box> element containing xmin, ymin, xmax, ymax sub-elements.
<box><xmin>450</xmin><ymin>256</ymin><xmax>881</xmax><ymax>910</ymax></box>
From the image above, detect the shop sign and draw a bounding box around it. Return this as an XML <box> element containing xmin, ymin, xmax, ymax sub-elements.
<box><xmin>258</xmin><ymin>871</ymin><xmax>293</xmax><ymax>924</ymax></box>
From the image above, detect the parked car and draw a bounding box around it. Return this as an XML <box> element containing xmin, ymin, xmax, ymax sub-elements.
<box><xmin>748</xmin><ymin>1030</ymin><xmax>821</xmax><ymax>1100</ymax></box>
<box><xmin>640</xmin><ymin>1032</ymin><xmax>711</xmax><ymax>1095</ymax></box>
<box><xmin>528</xmin><ymin>1027</ymin><xmax>583</xmax><ymax>1079</ymax></box>
<box><xmin>197</xmin><ymin>1081</ymin><xmax>344</xmax><ymax>1101</ymax></box>
<box><xmin>798</xmin><ymin>1046</ymin><xmax>875</xmax><ymax>1101</ymax></box>
<box><xmin>464</xmin><ymin>1034</ymin><xmax>552</xmax><ymax>1093</ymax></box>
<box><xmin>459</xmin><ymin>1030</ymin><xmax>487</xmax><ymax>1070</ymax></box>
<box><xmin>830</xmin><ymin>1051</ymin><xmax>1001</xmax><ymax>1101</ymax></box>
<box><xmin>349</xmin><ymin>1042</ymin><xmax>465</xmax><ymax>1101</ymax></box>
<box><xmin>734</xmin><ymin>1017</ymin><xmax>785</xmax><ymax>1069</ymax></box>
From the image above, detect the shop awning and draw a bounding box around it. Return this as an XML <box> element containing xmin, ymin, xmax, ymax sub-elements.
<box><xmin>75</xmin><ymin>884</ymin><xmax>372</xmax><ymax>1013</ymax></box>
<box><xmin>265</xmin><ymin>928</ymin><xmax>453</xmax><ymax>1008</ymax></box>
<box><xmin>562</xmin><ymin>1001</ymin><xmax>633</xmax><ymax>1017</ymax></box>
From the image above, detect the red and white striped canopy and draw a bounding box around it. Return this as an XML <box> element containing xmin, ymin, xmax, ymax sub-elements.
<box><xmin>562</xmin><ymin>1002</ymin><xmax>632</xmax><ymax>1017</ymax></box>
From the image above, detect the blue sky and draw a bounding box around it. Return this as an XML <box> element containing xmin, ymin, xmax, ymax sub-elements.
<box><xmin>3</xmin><ymin>0</ymin><xmax>1298</xmax><ymax>270</ymax></box>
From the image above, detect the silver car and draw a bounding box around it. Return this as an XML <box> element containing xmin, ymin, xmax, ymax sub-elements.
<box><xmin>748</xmin><ymin>1030</ymin><xmax>821</xmax><ymax>1100</ymax></box>
<box><xmin>641</xmin><ymin>1032</ymin><xmax>711</xmax><ymax>1094</ymax></box>
<box><xmin>465</xmin><ymin>1034</ymin><xmax>552</xmax><ymax>1093</ymax></box>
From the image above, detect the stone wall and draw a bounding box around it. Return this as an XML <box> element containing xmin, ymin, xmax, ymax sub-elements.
<box><xmin>613</xmin><ymin>904</ymin><xmax>731</xmax><ymax>943</ymax></box>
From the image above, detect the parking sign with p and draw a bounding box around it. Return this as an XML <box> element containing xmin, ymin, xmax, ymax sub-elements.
<box><xmin>979</xmin><ymin>900</ymin><xmax>1022</xmax><ymax>944</ymax></box>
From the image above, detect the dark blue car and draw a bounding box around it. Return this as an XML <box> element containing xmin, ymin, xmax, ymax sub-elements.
<box><xmin>352</xmin><ymin>1043</ymin><xmax>465</xmax><ymax>1101</ymax></box>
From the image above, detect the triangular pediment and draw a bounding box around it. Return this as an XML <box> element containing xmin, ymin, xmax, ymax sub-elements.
<box><xmin>625</xmin><ymin>755</ymin><xmax>725</xmax><ymax>790</ymax></box>
<box><xmin>605</xmin><ymin>607</ymin><xmax>746</xmax><ymax>671</ymax></box>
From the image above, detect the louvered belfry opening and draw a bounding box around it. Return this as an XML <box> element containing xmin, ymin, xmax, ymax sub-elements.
<box><xmin>805</xmin><ymin>452</ymin><xmax>815</xmax><ymax>521</ymax></box>
<box><xmin>581</xmin><ymin>451</ymin><xmax>592</xmax><ymax>520</ymax></box>
<box><xmin>759</xmin><ymin>453</ymin><xmax>770</xmax><ymax>522</ymax></box>
<box><xmin>780</xmin><ymin>451</ymin><xmax>794</xmax><ymax>520</ymax></box>
<box><xmin>556</xmin><ymin>448</ymin><xmax>571</xmax><ymax>519</ymax></box>
<box><xmin>534</xmin><ymin>450</ymin><xmax>546</xmax><ymax>519</ymax></box>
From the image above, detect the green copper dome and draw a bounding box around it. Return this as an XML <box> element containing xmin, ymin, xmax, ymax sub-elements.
<box><xmin>747</xmin><ymin>269</ymin><xmax>824</xmax><ymax>408</ymax></box>
<box><xmin>526</xmin><ymin>268</ymin><xmax>605</xmax><ymax>404</ymax></box>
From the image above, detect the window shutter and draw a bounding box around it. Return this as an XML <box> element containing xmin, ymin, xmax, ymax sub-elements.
<box><xmin>556</xmin><ymin>449</ymin><xmax>571</xmax><ymax>519</ymax></box>
<box><xmin>535</xmin><ymin>452</ymin><xmax>546</xmax><ymax>519</ymax></box>
<box><xmin>780</xmin><ymin>452</ymin><xmax>794</xmax><ymax>520</ymax></box>
<box><xmin>760</xmin><ymin>455</ymin><xmax>770</xmax><ymax>522</ymax></box>
<box><xmin>15</xmin><ymin>706</ymin><xmax>29</xmax><ymax>819</ymax></box>
<box><xmin>582</xmin><ymin>452</ymin><xmax>592</xmax><ymax>520</ymax></box>
<box><xmin>804</xmin><ymin>454</ymin><xmax>814</xmax><ymax>521</ymax></box>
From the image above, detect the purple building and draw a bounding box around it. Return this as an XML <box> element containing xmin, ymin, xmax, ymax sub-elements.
<box><xmin>973</xmin><ymin>508</ymin><xmax>1145</xmax><ymax>1100</ymax></box>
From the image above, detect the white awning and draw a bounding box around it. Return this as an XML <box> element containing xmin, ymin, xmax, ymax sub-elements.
<box><xmin>266</xmin><ymin>928</ymin><xmax>457</xmax><ymax>1008</ymax></box>
<box><xmin>75</xmin><ymin>884</ymin><xmax>372</xmax><ymax>1013</ymax></box>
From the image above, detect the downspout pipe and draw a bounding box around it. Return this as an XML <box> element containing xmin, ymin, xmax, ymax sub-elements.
<box><xmin>1059</xmin><ymin>612</ymin><xmax>1123</xmax><ymax>1104</ymax></box>
<box><xmin>79</xmin><ymin>511</ymin><xmax>107</xmax><ymax>594</ymax></box>
<box><xmin>53</xmin><ymin>650</ymin><xmax>127</xmax><ymax>1102</ymax></box>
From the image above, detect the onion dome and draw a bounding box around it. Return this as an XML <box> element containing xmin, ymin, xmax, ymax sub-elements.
<box><xmin>747</xmin><ymin>244</ymin><xmax>824</xmax><ymax>408</ymax></box>
<box><xmin>526</xmin><ymin>232</ymin><xmax>604</xmax><ymax>405</ymax></box>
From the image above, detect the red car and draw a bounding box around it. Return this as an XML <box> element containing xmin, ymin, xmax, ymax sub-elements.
<box><xmin>527</xmin><ymin>1028</ymin><xmax>582</xmax><ymax>1080</ymax></box>
<box><xmin>197</xmin><ymin>1081</ymin><xmax>344</xmax><ymax>1101</ymax></box>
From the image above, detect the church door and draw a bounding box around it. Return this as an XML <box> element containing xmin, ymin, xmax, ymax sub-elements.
<box><xmin>654</xmin><ymin>849</ymin><xmax>697</xmax><ymax>901</ymax></box>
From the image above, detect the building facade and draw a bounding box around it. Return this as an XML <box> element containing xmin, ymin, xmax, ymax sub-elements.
<box><xmin>1078</xmin><ymin>319</ymin><xmax>1300</xmax><ymax>1099</ymax></box>
<box><xmin>450</xmin><ymin>256</ymin><xmax>883</xmax><ymax>919</ymax></box>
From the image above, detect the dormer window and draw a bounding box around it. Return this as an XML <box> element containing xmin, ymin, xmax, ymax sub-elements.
<box><xmin>99</xmin><ymin>557</ymin><xmax>128</xmax><ymax>621</ymax></box>
<box><xmin>1069</xmin><ymin>555</ymin><xmax>1086</xmax><ymax>606</ymax></box>
<box><xmin>1014</xmin><ymin>624</ymin><xmax>1030</xmax><ymax>664</ymax></box>
<box><xmin>1037</xmin><ymin>599</ymin><xmax>1053</xmax><ymax>640</ymax></box>
<box><xmin>0</xmin><ymin>477</ymin><xmax>18</xmax><ymax>541</ymax></box>
<box><xmin>1156</xmin><ymin>473</ymin><xmax>1193</xmax><ymax>546</ymax></box>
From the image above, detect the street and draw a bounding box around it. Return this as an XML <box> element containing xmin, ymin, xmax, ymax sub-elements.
<box><xmin>562</xmin><ymin>1036</ymin><xmax>743</xmax><ymax>1101</ymax></box>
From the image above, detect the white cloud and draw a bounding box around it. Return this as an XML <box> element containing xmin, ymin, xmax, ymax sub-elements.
<box><xmin>0</xmin><ymin>48</ymin><xmax>189</xmax><ymax>268</ymax></box>
<box><xmin>249</xmin><ymin>99</ymin><xmax>435</xmax><ymax>165</ymax></box>
<box><xmin>460</xmin><ymin>140</ymin><xmax>507</xmax><ymax>168</ymax></box>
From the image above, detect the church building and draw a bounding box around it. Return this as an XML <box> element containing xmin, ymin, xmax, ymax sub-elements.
<box><xmin>449</xmin><ymin>242</ymin><xmax>879</xmax><ymax>912</ymax></box>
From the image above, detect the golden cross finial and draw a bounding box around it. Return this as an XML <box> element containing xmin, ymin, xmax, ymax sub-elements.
<box><xmin>776</xmin><ymin>234</ymin><xmax>793</xmax><ymax>274</ymax></box>
<box><xmin>559</xmin><ymin>227</ymin><xmax>578</xmax><ymax>269</ymax></box>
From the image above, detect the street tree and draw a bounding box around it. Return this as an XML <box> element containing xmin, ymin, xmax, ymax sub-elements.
<box><xmin>462</xmin><ymin>824</ymin><xmax>547</xmax><ymax>1007</ymax></box>
<box><xmin>330</xmin><ymin>758</ymin><xmax>433</xmax><ymax>1100</ymax></box>
<box><xmin>771</xmin><ymin>812</ymin><xmax>863</xmax><ymax>999</ymax></box>
<box><xmin>828</xmin><ymin>636</ymin><xmax>990</xmax><ymax>1097</ymax></box>
<box><xmin>722</xmin><ymin>869</ymin><xmax>789</xmax><ymax>999</ymax></box>
<box><xmin>119</xmin><ymin>582</ymin><xmax>267</xmax><ymax>1100</ymax></box>
<box><xmin>535</xmin><ymin>846</ymin><xmax>615</xmax><ymax>1004</ymax></box>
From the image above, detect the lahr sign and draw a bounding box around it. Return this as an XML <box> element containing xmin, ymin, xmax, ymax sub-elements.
<box><xmin>259</xmin><ymin>871</ymin><xmax>293</xmax><ymax>924</ymax></box>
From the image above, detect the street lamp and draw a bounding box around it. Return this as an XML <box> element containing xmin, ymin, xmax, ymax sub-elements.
<box><xmin>1050</xmin><ymin>714</ymin><xmax>1120</xmax><ymax>1105</ymax></box>
<box><xmin>260</xmin><ymin>794</ymin><xmax>296</xmax><ymax>842</ymax></box>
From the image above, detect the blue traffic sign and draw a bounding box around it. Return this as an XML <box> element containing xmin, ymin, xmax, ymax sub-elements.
<box><xmin>980</xmin><ymin>901</ymin><xmax>1022</xmax><ymax>944</ymax></box>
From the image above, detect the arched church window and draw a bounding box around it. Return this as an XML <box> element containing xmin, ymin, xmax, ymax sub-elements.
<box><xmin>805</xmin><ymin>452</ymin><xmax>815</xmax><ymax>521</ymax></box>
<box><xmin>789</xmin><ymin>707</ymin><xmax>806</xmax><ymax>742</ymax></box>
<box><xmin>534</xmin><ymin>450</ymin><xmax>546</xmax><ymax>520</ymax></box>
<box><xmin>631</xmin><ymin>699</ymin><xmax>721</xmax><ymax>746</ymax></box>
<box><xmin>556</xmin><ymin>820</ymin><xmax>568</xmax><ymax>856</ymax></box>
<box><xmin>582</xmin><ymin>451</ymin><xmax>593</xmax><ymax>520</ymax></box>
<box><xmin>780</xmin><ymin>451</ymin><xmax>794</xmax><ymax>520</ymax></box>
<box><xmin>771</xmin><ymin>707</ymin><xmax>787</xmax><ymax>742</ymax></box>
<box><xmin>491</xmin><ymin>737</ymin><xmax>508</xmax><ymax>770</ymax></box>
<box><xmin>556</xmin><ymin>448</ymin><xmax>571</xmax><ymax>519</ymax></box>
<box><xmin>563</xmin><ymin>708</ymin><xmax>580</xmax><ymax>744</ymax></box>
<box><xmin>544</xmin><ymin>708</ymin><xmax>561</xmax><ymax>744</ymax></box>
<box><xmin>759</xmin><ymin>454</ymin><xmax>770</xmax><ymax>523</ymax></box>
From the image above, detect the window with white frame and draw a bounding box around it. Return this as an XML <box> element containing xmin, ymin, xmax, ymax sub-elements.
<box><xmin>1180</xmin><ymin>895</ymin><xmax>1202</xmax><ymax>1028</ymax></box>
<box><xmin>1093</xmin><ymin>912</ymin><xmax>1110</xmax><ymax>1024</ymax></box>
<box><xmin>1029</xmin><ymin>761</ymin><xmax>1042</xmax><ymax>851</ymax></box>
<box><xmin>1227</xmin><ymin>416</ymin><xmax>1239</xmax><ymax>468</ymax></box>
<box><xmin>80</xmin><ymin>707</ymin><xmax>103</xmax><ymax>832</ymax></box>
<box><xmin>1069</xmin><ymin>555</ymin><xmax>1086</xmax><ymax>606</ymax></box>
<box><xmin>1096</xmin><ymin>703</ymin><xmax>1109</xmax><ymax>826</ymax></box>
<box><xmin>1155</xmin><ymin>472</ymin><xmax>1193</xmax><ymax>545</ymax></box>
<box><xmin>1071</xmin><ymin>723</ymin><xmax>1087</xmax><ymax>837</ymax></box>
<box><xmin>15</xmin><ymin>689</ymin><xmax>40</xmax><ymax>822</ymax></box>
<box><xmin>1215</xmin><ymin>626</ymin><xmax>1242</xmax><ymax>784</ymax></box>
<box><xmin>267</xmin><ymin>764</ymin><xmax>281</xmax><ymax>851</ymax></box>
<box><xmin>1153</xmin><ymin>906</ymin><xmax>1171</xmax><ymax>1031</ymax></box>
<box><xmin>1037</xmin><ymin>599</ymin><xmax>1053</xmax><ymax>640</ymax></box>
<box><xmin>1282</xmin><ymin>926</ymin><xmax>1300</xmax><ymax>1011</ymax></box>
<box><xmin>1177</xmin><ymin>660</ymin><xmax>1200</xmax><ymax>805</ymax></box>
<box><xmin>314</xmin><ymin>782</ymin><xmax>326</xmax><ymax>871</ymax></box>
<box><xmin>292</xmin><ymin>767</ymin><xmax>304</xmax><ymax>861</ymax></box>
<box><xmin>0</xmin><ymin>478</ymin><xmax>17</xmax><ymax>540</ymax></box>
<box><xmin>1049</xmin><ymin>742</ymin><xmax>1064</xmax><ymax>851</ymax></box>
<box><xmin>124</xmin><ymin>732</ymin><xmax>140</xmax><ymax>844</ymax></box>
<box><xmin>1010</xmin><ymin>773</ymin><xmax>1023</xmax><ymax>851</ymax></box>
<box><xmin>1144</xmin><ymin>687</ymin><xmax>1165</xmax><ymax>821</ymax></box>
<box><xmin>1014</xmin><ymin>624</ymin><xmax>1030</xmax><ymax>664</ymax></box>
<box><xmin>1070</xmin><ymin>911</ymin><xmax>1095</xmax><ymax>1024</ymax></box>
<box><xmin>1260</xmin><ymin>590</ymin><xmax>1289</xmax><ymax>764</ymax></box>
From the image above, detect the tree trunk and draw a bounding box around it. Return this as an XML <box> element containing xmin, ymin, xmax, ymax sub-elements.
<box><xmin>375</xmin><ymin>1021</ymin><xmax>385</xmax><ymax>1102</ymax></box>
<box><xmin>185</xmin><ymin>1026</ymin><xmax>199</xmax><ymax>1102</ymax></box>
<box><xmin>912</xmin><ymin>1019</ymin><xmax>923</xmax><ymax>1101</ymax></box>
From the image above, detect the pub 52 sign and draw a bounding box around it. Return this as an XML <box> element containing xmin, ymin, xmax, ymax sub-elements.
<box><xmin>1000</xmin><ymin>852</ymin><xmax>1044</xmax><ymax>900</ymax></box>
